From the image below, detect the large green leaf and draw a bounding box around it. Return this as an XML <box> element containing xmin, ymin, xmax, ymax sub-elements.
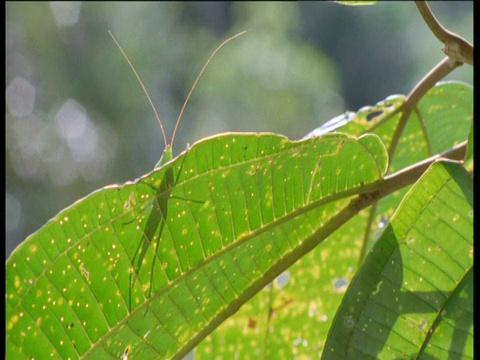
<box><xmin>196</xmin><ymin>83</ymin><xmax>472</xmax><ymax>358</ymax></box>
<box><xmin>323</xmin><ymin>161</ymin><xmax>473</xmax><ymax>358</ymax></box>
<box><xmin>309</xmin><ymin>82</ymin><xmax>472</xmax><ymax>173</ymax></box>
<box><xmin>309</xmin><ymin>81</ymin><xmax>472</xmax><ymax>254</ymax></box>
<box><xmin>304</xmin><ymin>82</ymin><xmax>472</xmax><ymax>251</ymax></box>
<box><xmin>6</xmin><ymin>132</ymin><xmax>388</xmax><ymax>359</ymax></box>
<box><xmin>196</xmin><ymin>201</ymin><xmax>373</xmax><ymax>358</ymax></box>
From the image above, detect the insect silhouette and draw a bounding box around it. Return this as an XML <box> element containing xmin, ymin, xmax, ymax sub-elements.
<box><xmin>109</xmin><ymin>30</ymin><xmax>247</xmax><ymax>311</ymax></box>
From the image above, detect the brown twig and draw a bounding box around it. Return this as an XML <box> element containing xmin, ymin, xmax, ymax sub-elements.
<box><xmin>415</xmin><ymin>1</ymin><xmax>473</xmax><ymax>65</ymax></box>
<box><xmin>387</xmin><ymin>56</ymin><xmax>462</xmax><ymax>161</ymax></box>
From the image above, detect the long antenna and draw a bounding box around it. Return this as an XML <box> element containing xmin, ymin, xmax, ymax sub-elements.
<box><xmin>109</xmin><ymin>29</ymin><xmax>247</xmax><ymax>154</ymax></box>
<box><xmin>170</xmin><ymin>30</ymin><xmax>247</xmax><ymax>150</ymax></box>
<box><xmin>108</xmin><ymin>30</ymin><xmax>169</xmax><ymax>149</ymax></box>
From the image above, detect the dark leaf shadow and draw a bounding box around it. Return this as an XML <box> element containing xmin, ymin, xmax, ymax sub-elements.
<box><xmin>354</xmin><ymin>224</ymin><xmax>472</xmax><ymax>358</ymax></box>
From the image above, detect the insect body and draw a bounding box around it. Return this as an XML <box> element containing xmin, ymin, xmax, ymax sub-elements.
<box><xmin>109</xmin><ymin>30</ymin><xmax>246</xmax><ymax>310</ymax></box>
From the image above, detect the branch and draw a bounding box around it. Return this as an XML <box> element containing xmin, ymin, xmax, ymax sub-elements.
<box><xmin>175</xmin><ymin>139</ymin><xmax>467</xmax><ymax>359</ymax></box>
<box><xmin>387</xmin><ymin>56</ymin><xmax>462</xmax><ymax>160</ymax></box>
<box><xmin>415</xmin><ymin>1</ymin><xmax>473</xmax><ymax>65</ymax></box>
<box><xmin>381</xmin><ymin>141</ymin><xmax>466</xmax><ymax>197</ymax></box>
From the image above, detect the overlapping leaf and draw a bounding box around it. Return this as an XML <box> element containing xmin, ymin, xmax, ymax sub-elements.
<box><xmin>196</xmin><ymin>82</ymin><xmax>472</xmax><ymax>358</ymax></box>
<box><xmin>309</xmin><ymin>82</ymin><xmax>472</xmax><ymax>172</ymax></box>
<box><xmin>311</xmin><ymin>81</ymin><xmax>472</xmax><ymax>251</ymax></box>
<box><xmin>323</xmin><ymin>161</ymin><xmax>473</xmax><ymax>358</ymax></box>
<box><xmin>6</xmin><ymin>132</ymin><xmax>388</xmax><ymax>359</ymax></box>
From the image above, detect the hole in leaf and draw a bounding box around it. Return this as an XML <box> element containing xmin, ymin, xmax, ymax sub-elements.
<box><xmin>333</xmin><ymin>277</ymin><xmax>349</xmax><ymax>293</ymax></box>
<box><xmin>344</xmin><ymin>315</ymin><xmax>355</xmax><ymax>329</ymax></box>
<box><xmin>378</xmin><ymin>216</ymin><xmax>387</xmax><ymax>229</ymax></box>
<box><xmin>275</xmin><ymin>271</ymin><xmax>290</xmax><ymax>288</ymax></box>
<box><xmin>366</xmin><ymin>110</ymin><xmax>383</xmax><ymax>121</ymax></box>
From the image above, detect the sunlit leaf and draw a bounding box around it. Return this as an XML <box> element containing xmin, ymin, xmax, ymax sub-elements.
<box><xmin>308</xmin><ymin>82</ymin><xmax>472</xmax><ymax>173</ymax></box>
<box><xmin>306</xmin><ymin>81</ymin><xmax>472</xmax><ymax>248</ymax></box>
<box><xmin>335</xmin><ymin>1</ymin><xmax>379</xmax><ymax>6</ymax></box>
<box><xmin>323</xmin><ymin>161</ymin><xmax>473</xmax><ymax>359</ymax></box>
<box><xmin>197</xmin><ymin>204</ymin><xmax>372</xmax><ymax>358</ymax></box>
<box><xmin>6</xmin><ymin>132</ymin><xmax>388</xmax><ymax>359</ymax></box>
<box><xmin>198</xmin><ymin>82</ymin><xmax>472</xmax><ymax>358</ymax></box>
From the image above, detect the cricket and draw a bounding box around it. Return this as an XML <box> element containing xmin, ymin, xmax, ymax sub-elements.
<box><xmin>108</xmin><ymin>29</ymin><xmax>247</xmax><ymax>309</ymax></box>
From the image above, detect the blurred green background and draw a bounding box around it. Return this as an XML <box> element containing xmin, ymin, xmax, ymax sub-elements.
<box><xmin>6</xmin><ymin>2</ymin><xmax>473</xmax><ymax>258</ymax></box>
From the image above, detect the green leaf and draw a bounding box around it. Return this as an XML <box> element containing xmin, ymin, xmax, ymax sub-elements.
<box><xmin>311</xmin><ymin>82</ymin><xmax>472</xmax><ymax>173</ymax></box>
<box><xmin>306</xmin><ymin>94</ymin><xmax>405</xmax><ymax>147</ymax></box>
<box><xmin>416</xmin><ymin>81</ymin><xmax>473</xmax><ymax>155</ymax></box>
<box><xmin>323</xmin><ymin>161</ymin><xmax>473</xmax><ymax>358</ymax></box>
<box><xmin>335</xmin><ymin>1</ymin><xmax>379</xmax><ymax>6</ymax></box>
<box><xmin>464</xmin><ymin>122</ymin><xmax>473</xmax><ymax>172</ymax></box>
<box><xmin>6</xmin><ymin>132</ymin><xmax>388</xmax><ymax>359</ymax></box>
<box><xmin>196</xmin><ymin>201</ymin><xmax>373</xmax><ymax>358</ymax></box>
<box><xmin>197</xmin><ymin>82</ymin><xmax>472</xmax><ymax>358</ymax></box>
<box><xmin>308</xmin><ymin>81</ymin><xmax>472</xmax><ymax>251</ymax></box>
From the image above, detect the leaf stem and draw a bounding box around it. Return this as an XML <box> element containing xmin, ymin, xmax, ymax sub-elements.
<box><xmin>357</xmin><ymin>202</ymin><xmax>377</xmax><ymax>266</ymax></box>
<box><xmin>387</xmin><ymin>56</ymin><xmax>462</xmax><ymax>161</ymax></box>
<box><xmin>262</xmin><ymin>284</ymin><xmax>275</xmax><ymax>359</ymax></box>
<box><xmin>173</xmin><ymin>140</ymin><xmax>467</xmax><ymax>359</ymax></box>
<box><xmin>415</xmin><ymin>1</ymin><xmax>473</xmax><ymax>65</ymax></box>
<box><xmin>414</xmin><ymin>105</ymin><xmax>433</xmax><ymax>157</ymax></box>
<box><xmin>364</xmin><ymin>56</ymin><xmax>462</xmax><ymax>264</ymax></box>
